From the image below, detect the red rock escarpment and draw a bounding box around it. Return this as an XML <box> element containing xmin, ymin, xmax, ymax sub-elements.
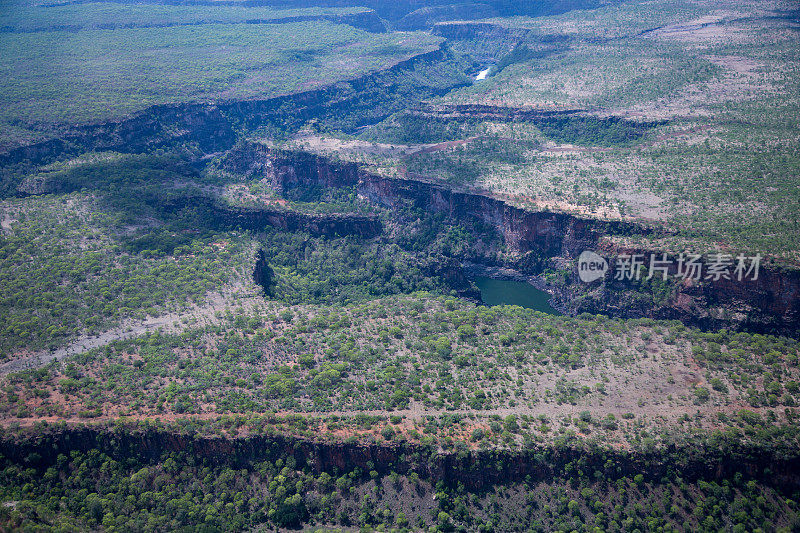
<box><xmin>225</xmin><ymin>143</ymin><xmax>800</xmax><ymax>335</ymax></box>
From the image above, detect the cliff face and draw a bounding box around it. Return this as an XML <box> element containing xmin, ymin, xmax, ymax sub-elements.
<box><xmin>5</xmin><ymin>90</ymin><xmax>796</xmax><ymax>333</ymax></box>
<box><xmin>221</xmin><ymin>141</ymin><xmax>365</xmax><ymax>192</ymax></box>
<box><xmin>221</xmin><ymin>141</ymin><xmax>644</xmax><ymax>258</ymax></box>
<box><xmin>222</xmin><ymin>142</ymin><xmax>800</xmax><ymax>335</ymax></box>
<box><xmin>648</xmin><ymin>267</ymin><xmax>800</xmax><ymax>332</ymax></box>
<box><xmin>1</xmin><ymin>104</ymin><xmax>238</xmax><ymax>194</ymax></box>
<box><xmin>2</xmin><ymin>426</ymin><xmax>798</xmax><ymax>491</ymax></box>
<box><xmin>395</xmin><ymin>5</ymin><xmax>498</xmax><ymax>31</ymax></box>
<box><xmin>433</xmin><ymin>21</ymin><xmax>541</xmax><ymax>42</ymax></box>
<box><xmin>358</xmin><ymin>171</ymin><xmax>647</xmax><ymax>257</ymax></box>
<box><xmin>162</xmin><ymin>193</ymin><xmax>384</xmax><ymax>238</ymax></box>
<box><xmin>365</xmin><ymin>175</ymin><xmax>800</xmax><ymax>335</ymax></box>
<box><xmin>0</xmin><ymin>44</ymin><xmax>465</xmax><ymax>185</ymax></box>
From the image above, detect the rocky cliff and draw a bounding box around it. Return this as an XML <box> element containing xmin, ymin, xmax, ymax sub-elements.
<box><xmin>162</xmin><ymin>192</ymin><xmax>384</xmax><ymax>238</ymax></box>
<box><xmin>395</xmin><ymin>4</ymin><xmax>498</xmax><ymax>31</ymax></box>
<box><xmin>0</xmin><ymin>43</ymin><xmax>468</xmax><ymax>193</ymax></box>
<box><xmin>1</xmin><ymin>425</ymin><xmax>798</xmax><ymax>491</ymax></box>
<box><xmin>222</xmin><ymin>142</ymin><xmax>800</xmax><ymax>335</ymax></box>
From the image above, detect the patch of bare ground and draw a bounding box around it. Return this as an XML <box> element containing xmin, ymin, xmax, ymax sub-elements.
<box><xmin>288</xmin><ymin>134</ymin><xmax>413</xmax><ymax>159</ymax></box>
<box><xmin>0</xmin><ymin>210</ymin><xmax>15</xmax><ymax>232</ymax></box>
<box><xmin>615</xmin><ymin>25</ymin><xmax>783</xmax><ymax>121</ymax></box>
<box><xmin>0</xmin><ymin>282</ymin><xmax>261</xmax><ymax>375</ymax></box>
<box><xmin>285</xmin><ymin>132</ymin><xmax>502</xmax><ymax>165</ymax></box>
<box><xmin>644</xmin><ymin>13</ymin><xmax>743</xmax><ymax>44</ymax></box>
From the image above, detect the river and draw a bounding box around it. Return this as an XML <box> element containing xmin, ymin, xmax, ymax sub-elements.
<box><xmin>475</xmin><ymin>67</ymin><xmax>492</xmax><ymax>81</ymax></box>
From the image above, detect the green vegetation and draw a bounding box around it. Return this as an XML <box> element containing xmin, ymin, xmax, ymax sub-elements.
<box><xmin>1</xmin><ymin>0</ymin><xmax>799</xmax><ymax>530</ymax></box>
<box><xmin>361</xmin><ymin>112</ymin><xmax>480</xmax><ymax>144</ymax></box>
<box><xmin>422</xmin><ymin>0</ymin><xmax>800</xmax><ymax>259</ymax></box>
<box><xmin>257</xmin><ymin>230</ymin><xmax>455</xmax><ymax>304</ymax></box>
<box><xmin>3</xmin><ymin>293</ymin><xmax>799</xmax><ymax>429</ymax></box>
<box><xmin>0</xmin><ymin>148</ymin><xmax>494</xmax><ymax>356</ymax></box>
<box><xmin>0</xmin><ymin>2</ymin><xmax>371</xmax><ymax>33</ymax></box>
<box><xmin>0</xmin><ymin>423</ymin><xmax>798</xmax><ymax>532</ymax></box>
<box><xmin>0</xmin><ymin>0</ymin><xmax>440</xmax><ymax>149</ymax></box>
<box><xmin>0</xmin><ymin>192</ymin><xmax>247</xmax><ymax>356</ymax></box>
<box><xmin>362</xmin><ymin>111</ymin><xmax>653</xmax><ymax>147</ymax></box>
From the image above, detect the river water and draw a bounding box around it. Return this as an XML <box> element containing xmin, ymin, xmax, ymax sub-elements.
<box><xmin>475</xmin><ymin>67</ymin><xmax>492</xmax><ymax>81</ymax></box>
<box><xmin>472</xmin><ymin>276</ymin><xmax>562</xmax><ymax>315</ymax></box>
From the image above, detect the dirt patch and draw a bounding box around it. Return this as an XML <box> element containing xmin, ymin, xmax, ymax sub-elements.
<box><xmin>644</xmin><ymin>13</ymin><xmax>740</xmax><ymax>43</ymax></box>
<box><xmin>0</xmin><ymin>211</ymin><xmax>14</xmax><ymax>232</ymax></box>
<box><xmin>0</xmin><ymin>283</ymin><xmax>260</xmax><ymax>375</ymax></box>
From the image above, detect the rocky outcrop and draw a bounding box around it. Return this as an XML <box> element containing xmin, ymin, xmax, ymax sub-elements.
<box><xmin>1</xmin><ymin>425</ymin><xmax>798</xmax><ymax>491</ymax></box>
<box><xmin>395</xmin><ymin>4</ymin><xmax>497</xmax><ymax>31</ymax></box>
<box><xmin>575</xmin><ymin>259</ymin><xmax>800</xmax><ymax>334</ymax></box>
<box><xmin>220</xmin><ymin>140</ymin><xmax>364</xmax><ymax>192</ymax></box>
<box><xmin>254</xmin><ymin>250</ymin><xmax>277</xmax><ymax>295</ymax></box>
<box><xmin>0</xmin><ymin>44</ymin><xmax>467</xmax><ymax>189</ymax></box>
<box><xmin>161</xmin><ymin>192</ymin><xmax>383</xmax><ymax>238</ymax></box>
<box><xmin>433</xmin><ymin>20</ymin><xmax>541</xmax><ymax>42</ymax></box>
<box><xmin>222</xmin><ymin>142</ymin><xmax>800</xmax><ymax>335</ymax></box>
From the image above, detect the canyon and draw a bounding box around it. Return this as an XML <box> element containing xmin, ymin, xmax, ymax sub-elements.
<box><xmin>2</xmin><ymin>2</ymin><xmax>799</xmax><ymax>528</ymax></box>
<box><xmin>226</xmin><ymin>141</ymin><xmax>800</xmax><ymax>336</ymax></box>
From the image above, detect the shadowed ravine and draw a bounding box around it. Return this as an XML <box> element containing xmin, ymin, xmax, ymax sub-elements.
<box><xmin>234</xmin><ymin>143</ymin><xmax>800</xmax><ymax>336</ymax></box>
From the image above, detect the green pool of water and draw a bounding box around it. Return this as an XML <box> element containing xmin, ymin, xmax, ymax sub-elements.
<box><xmin>472</xmin><ymin>276</ymin><xmax>561</xmax><ymax>315</ymax></box>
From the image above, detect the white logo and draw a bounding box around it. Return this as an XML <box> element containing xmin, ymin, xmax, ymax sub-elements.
<box><xmin>577</xmin><ymin>251</ymin><xmax>608</xmax><ymax>283</ymax></box>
